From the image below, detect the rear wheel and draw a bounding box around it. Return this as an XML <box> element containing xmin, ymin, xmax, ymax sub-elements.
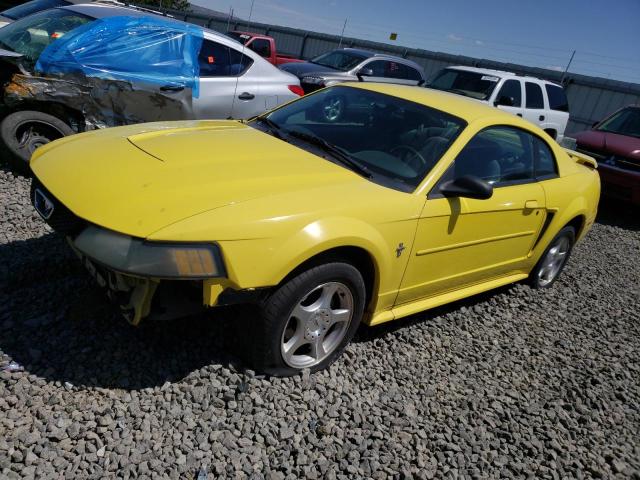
<box><xmin>251</xmin><ymin>262</ymin><xmax>366</xmax><ymax>376</ymax></box>
<box><xmin>528</xmin><ymin>226</ymin><xmax>575</xmax><ymax>288</ymax></box>
<box><xmin>0</xmin><ymin>110</ymin><xmax>74</xmax><ymax>175</ymax></box>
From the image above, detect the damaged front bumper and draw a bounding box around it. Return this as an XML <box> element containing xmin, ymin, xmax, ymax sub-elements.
<box><xmin>71</xmin><ymin>245</ymin><xmax>159</xmax><ymax>325</ymax></box>
<box><xmin>68</xmin><ymin>241</ymin><xmax>249</xmax><ymax>326</ymax></box>
<box><xmin>31</xmin><ymin>180</ymin><xmax>263</xmax><ymax>324</ymax></box>
<box><xmin>66</xmin><ymin>225</ymin><xmax>229</xmax><ymax>325</ymax></box>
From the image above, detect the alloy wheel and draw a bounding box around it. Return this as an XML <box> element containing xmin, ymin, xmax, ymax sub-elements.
<box><xmin>280</xmin><ymin>281</ymin><xmax>354</xmax><ymax>368</ymax></box>
<box><xmin>537</xmin><ymin>236</ymin><xmax>571</xmax><ymax>287</ymax></box>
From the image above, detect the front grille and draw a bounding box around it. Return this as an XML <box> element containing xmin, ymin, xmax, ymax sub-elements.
<box><xmin>616</xmin><ymin>157</ymin><xmax>640</xmax><ymax>173</ymax></box>
<box><xmin>575</xmin><ymin>147</ymin><xmax>607</xmax><ymax>161</ymax></box>
<box><xmin>30</xmin><ymin>179</ymin><xmax>86</xmax><ymax>237</ymax></box>
<box><xmin>576</xmin><ymin>148</ymin><xmax>640</xmax><ymax>173</ymax></box>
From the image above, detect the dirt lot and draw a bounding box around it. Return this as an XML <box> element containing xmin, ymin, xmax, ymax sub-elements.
<box><xmin>1</xmin><ymin>166</ymin><xmax>639</xmax><ymax>479</ymax></box>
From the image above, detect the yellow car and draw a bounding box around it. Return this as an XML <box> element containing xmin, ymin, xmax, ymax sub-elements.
<box><xmin>29</xmin><ymin>83</ymin><xmax>600</xmax><ymax>375</ymax></box>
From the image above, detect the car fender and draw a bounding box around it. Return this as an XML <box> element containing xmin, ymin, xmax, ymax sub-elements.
<box><xmin>536</xmin><ymin>172</ymin><xmax>600</xmax><ymax>262</ymax></box>
<box><xmin>220</xmin><ymin>215</ymin><xmax>393</xmax><ymax>292</ymax></box>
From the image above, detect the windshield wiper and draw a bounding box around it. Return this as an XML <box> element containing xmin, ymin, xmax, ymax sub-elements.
<box><xmin>286</xmin><ymin>130</ymin><xmax>372</xmax><ymax>178</ymax></box>
<box><xmin>255</xmin><ymin>115</ymin><xmax>284</xmax><ymax>139</ymax></box>
<box><xmin>447</xmin><ymin>88</ymin><xmax>472</xmax><ymax>98</ymax></box>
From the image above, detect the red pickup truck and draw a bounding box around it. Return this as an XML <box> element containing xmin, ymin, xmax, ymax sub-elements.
<box><xmin>227</xmin><ymin>31</ymin><xmax>305</xmax><ymax>66</ymax></box>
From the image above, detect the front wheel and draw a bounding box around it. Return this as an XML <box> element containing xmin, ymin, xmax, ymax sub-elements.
<box><xmin>528</xmin><ymin>226</ymin><xmax>575</xmax><ymax>288</ymax></box>
<box><xmin>0</xmin><ymin>110</ymin><xmax>74</xmax><ymax>175</ymax></box>
<box><xmin>252</xmin><ymin>262</ymin><xmax>366</xmax><ymax>376</ymax></box>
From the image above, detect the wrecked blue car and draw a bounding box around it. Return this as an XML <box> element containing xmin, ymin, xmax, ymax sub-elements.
<box><xmin>0</xmin><ymin>3</ymin><xmax>301</xmax><ymax>171</ymax></box>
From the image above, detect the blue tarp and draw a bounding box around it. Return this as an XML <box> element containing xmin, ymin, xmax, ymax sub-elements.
<box><xmin>36</xmin><ymin>16</ymin><xmax>204</xmax><ymax>97</ymax></box>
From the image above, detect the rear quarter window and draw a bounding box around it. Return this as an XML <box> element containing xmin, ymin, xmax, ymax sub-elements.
<box><xmin>198</xmin><ymin>39</ymin><xmax>253</xmax><ymax>77</ymax></box>
<box><xmin>545</xmin><ymin>84</ymin><xmax>569</xmax><ymax>112</ymax></box>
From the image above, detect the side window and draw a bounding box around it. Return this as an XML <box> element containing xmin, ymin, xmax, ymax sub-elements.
<box><xmin>198</xmin><ymin>39</ymin><xmax>253</xmax><ymax>77</ymax></box>
<box><xmin>366</xmin><ymin>60</ymin><xmax>388</xmax><ymax>77</ymax></box>
<box><xmin>248</xmin><ymin>38</ymin><xmax>271</xmax><ymax>58</ymax></box>
<box><xmin>525</xmin><ymin>82</ymin><xmax>544</xmax><ymax>109</ymax></box>
<box><xmin>386</xmin><ymin>61</ymin><xmax>405</xmax><ymax>79</ymax></box>
<box><xmin>405</xmin><ymin>66</ymin><xmax>422</xmax><ymax>81</ymax></box>
<box><xmin>452</xmin><ymin>126</ymin><xmax>535</xmax><ymax>185</ymax></box>
<box><xmin>545</xmin><ymin>84</ymin><xmax>569</xmax><ymax>112</ymax></box>
<box><xmin>534</xmin><ymin>136</ymin><xmax>558</xmax><ymax>178</ymax></box>
<box><xmin>497</xmin><ymin>79</ymin><xmax>522</xmax><ymax>107</ymax></box>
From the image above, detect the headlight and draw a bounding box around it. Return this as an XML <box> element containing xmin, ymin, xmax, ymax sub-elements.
<box><xmin>73</xmin><ymin>226</ymin><xmax>225</xmax><ymax>279</ymax></box>
<box><xmin>302</xmin><ymin>76</ymin><xmax>325</xmax><ymax>85</ymax></box>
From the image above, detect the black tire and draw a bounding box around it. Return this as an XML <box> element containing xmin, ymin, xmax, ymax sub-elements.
<box><xmin>0</xmin><ymin>110</ymin><xmax>74</xmax><ymax>175</ymax></box>
<box><xmin>528</xmin><ymin>226</ymin><xmax>575</xmax><ymax>289</ymax></box>
<box><xmin>251</xmin><ymin>262</ymin><xmax>366</xmax><ymax>376</ymax></box>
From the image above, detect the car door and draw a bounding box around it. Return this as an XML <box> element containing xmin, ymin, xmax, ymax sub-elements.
<box><xmin>521</xmin><ymin>81</ymin><xmax>546</xmax><ymax>129</ymax></box>
<box><xmin>396</xmin><ymin>125</ymin><xmax>547</xmax><ymax>304</ymax></box>
<box><xmin>193</xmin><ymin>37</ymin><xmax>258</xmax><ymax>120</ymax></box>
<box><xmin>494</xmin><ymin>79</ymin><xmax>525</xmax><ymax>118</ymax></box>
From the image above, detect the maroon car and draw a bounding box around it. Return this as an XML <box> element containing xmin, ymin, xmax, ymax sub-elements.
<box><xmin>575</xmin><ymin>105</ymin><xmax>640</xmax><ymax>205</ymax></box>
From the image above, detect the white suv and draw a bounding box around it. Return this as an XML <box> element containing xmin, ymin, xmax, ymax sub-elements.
<box><xmin>428</xmin><ymin>66</ymin><xmax>570</xmax><ymax>142</ymax></box>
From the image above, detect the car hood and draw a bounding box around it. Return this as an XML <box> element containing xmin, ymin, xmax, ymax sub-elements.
<box><xmin>575</xmin><ymin>129</ymin><xmax>640</xmax><ymax>160</ymax></box>
<box><xmin>30</xmin><ymin>120</ymin><xmax>367</xmax><ymax>238</ymax></box>
<box><xmin>280</xmin><ymin>61</ymin><xmax>342</xmax><ymax>77</ymax></box>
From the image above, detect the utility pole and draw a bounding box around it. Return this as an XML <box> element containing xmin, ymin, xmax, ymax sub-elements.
<box><xmin>561</xmin><ymin>50</ymin><xmax>576</xmax><ymax>84</ymax></box>
<box><xmin>338</xmin><ymin>18</ymin><xmax>348</xmax><ymax>48</ymax></box>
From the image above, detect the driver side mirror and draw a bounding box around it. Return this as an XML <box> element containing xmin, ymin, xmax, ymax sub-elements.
<box><xmin>358</xmin><ymin>67</ymin><xmax>374</xmax><ymax>77</ymax></box>
<box><xmin>439</xmin><ymin>175</ymin><xmax>493</xmax><ymax>200</ymax></box>
<box><xmin>494</xmin><ymin>95</ymin><xmax>515</xmax><ymax>107</ymax></box>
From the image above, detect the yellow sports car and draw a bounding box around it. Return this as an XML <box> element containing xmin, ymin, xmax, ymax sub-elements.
<box><xmin>29</xmin><ymin>83</ymin><xmax>600</xmax><ymax>375</ymax></box>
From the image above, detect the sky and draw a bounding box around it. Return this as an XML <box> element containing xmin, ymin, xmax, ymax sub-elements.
<box><xmin>190</xmin><ymin>0</ymin><xmax>640</xmax><ymax>84</ymax></box>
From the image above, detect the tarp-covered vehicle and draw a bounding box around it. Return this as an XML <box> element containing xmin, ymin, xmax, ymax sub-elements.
<box><xmin>0</xmin><ymin>4</ymin><xmax>302</xmax><ymax>172</ymax></box>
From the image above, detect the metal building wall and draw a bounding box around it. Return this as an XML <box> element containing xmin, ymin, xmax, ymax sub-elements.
<box><xmin>165</xmin><ymin>7</ymin><xmax>640</xmax><ymax>135</ymax></box>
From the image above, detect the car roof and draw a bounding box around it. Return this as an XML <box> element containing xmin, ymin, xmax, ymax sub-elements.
<box><xmin>447</xmin><ymin>65</ymin><xmax>562</xmax><ymax>87</ymax></box>
<box><xmin>63</xmin><ymin>3</ymin><xmax>167</xmax><ymax>20</ymax></box>
<box><xmin>340</xmin><ymin>48</ymin><xmax>425</xmax><ymax>72</ymax></box>
<box><xmin>343</xmin><ymin>82</ymin><xmax>531</xmax><ymax>124</ymax></box>
<box><xmin>62</xmin><ymin>4</ymin><xmax>235</xmax><ymax>43</ymax></box>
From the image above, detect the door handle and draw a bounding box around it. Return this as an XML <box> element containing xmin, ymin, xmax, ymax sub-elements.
<box><xmin>517</xmin><ymin>113</ymin><xmax>522</xmax><ymax>117</ymax></box>
<box><xmin>160</xmin><ymin>85</ymin><xmax>185</xmax><ymax>92</ymax></box>
<box><xmin>539</xmin><ymin>115</ymin><xmax>545</xmax><ymax>121</ymax></box>
<box><xmin>238</xmin><ymin>92</ymin><xmax>255</xmax><ymax>100</ymax></box>
<box><xmin>525</xmin><ymin>200</ymin><xmax>539</xmax><ymax>209</ymax></box>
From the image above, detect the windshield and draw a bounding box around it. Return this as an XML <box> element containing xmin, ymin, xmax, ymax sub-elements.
<box><xmin>1</xmin><ymin>0</ymin><xmax>70</xmax><ymax>20</ymax></box>
<box><xmin>596</xmin><ymin>107</ymin><xmax>640</xmax><ymax>139</ymax></box>
<box><xmin>0</xmin><ymin>8</ymin><xmax>92</xmax><ymax>69</ymax></box>
<box><xmin>252</xmin><ymin>86</ymin><xmax>466</xmax><ymax>192</ymax></box>
<box><xmin>429</xmin><ymin>68</ymin><xmax>499</xmax><ymax>100</ymax></box>
<box><xmin>310</xmin><ymin>50</ymin><xmax>368</xmax><ymax>71</ymax></box>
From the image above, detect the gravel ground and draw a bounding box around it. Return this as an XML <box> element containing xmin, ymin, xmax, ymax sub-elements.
<box><xmin>1</xmin><ymin>165</ymin><xmax>639</xmax><ymax>479</ymax></box>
